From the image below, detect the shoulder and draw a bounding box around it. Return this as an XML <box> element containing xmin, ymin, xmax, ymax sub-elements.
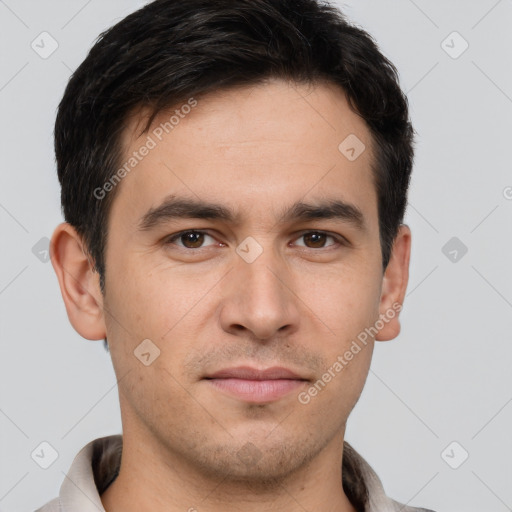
<box><xmin>388</xmin><ymin>497</ymin><xmax>437</xmax><ymax>511</ymax></box>
<box><xmin>344</xmin><ymin>442</ymin><xmax>437</xmax><ymax>512</ymax></box>
<box><xmin>392</xmin><ymin>502</ymin><xmax>437</xmax><ymax>512</ymax></box>
<box><xmin>33</xmin><ymin>435</ymin><xmax>122</xmax><ymax>512</ymax></box>
<box><xmin>34</xmin><ymin>497</ymin><xmax>61</xmax><ymax>511</ymax></box>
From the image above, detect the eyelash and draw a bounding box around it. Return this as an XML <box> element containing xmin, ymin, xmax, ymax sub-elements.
<box><xmin>163</xmin><ymin>230</ymin><xmax>347</xmax><ymax>251</ymax></box>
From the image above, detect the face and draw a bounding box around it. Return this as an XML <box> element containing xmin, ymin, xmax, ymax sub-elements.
<box><xmin>79</xmin><ymin>79</ymin><xmax>398</xmax><ymax>482</ymax></box>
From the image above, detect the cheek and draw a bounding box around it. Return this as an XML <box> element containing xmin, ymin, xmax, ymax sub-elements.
<box><xmin>294</xmin><ymin>264</ymin><xmax>380</xmax><ymax>406</ymax></box>
<box><xmin>299</xmin><ymin>325</ymin><xmax>375</xmax><ymax>417</ymax></box>
<box><xmin>293</xmin><ymin>263</ymin><xmax>382</xmax><ymax>339</ymax></box>
<box><xmin>105</xmin><ymin>257</ymin><xmax>230</xmax><ymax>382</ymax></box>
<box><xmin>105</xmin><ymin>253</ymin><xmax>196</xmax><ymax>334</ymax></box>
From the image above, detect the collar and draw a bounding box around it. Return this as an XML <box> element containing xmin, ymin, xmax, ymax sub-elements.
<box><xmin>50</xmin><ymin>435</ymin><xmax>433</xmax><ymax>512</ymax></box>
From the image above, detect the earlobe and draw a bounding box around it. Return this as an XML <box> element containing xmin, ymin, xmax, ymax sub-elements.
<box><xmin>375</xmin><ymin>224</ymin><xmax>411</xmax><ymax>342</ymax></box>
<box><xmin>50</xmin><ymin>222</ymin><xmax>107</xmax><ymax>340</ymax></box>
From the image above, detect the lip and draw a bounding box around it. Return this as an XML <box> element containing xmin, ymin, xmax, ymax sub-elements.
<box><xmin>204</xmin><ymin>366</ymin><xmax>309</xmax><ymax>403</ymax></box>
<box><xmin>205</xmin><ymin>366</ymin><xmax>306</xmax><ymax>381</ymax></box>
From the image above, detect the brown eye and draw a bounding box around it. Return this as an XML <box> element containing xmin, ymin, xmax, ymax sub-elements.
<box><xmin>302</xmin><ymin>232</ymin><xmax>329</xmax><ymax>248</ymax></box>
<box><xmin>295</xmin><ymin>231</ymin><xmax>340</xmax><ymax>249</ymax></box>
<box><xmin>180</xmin><ymin>231</ymin><xmax>205</xmax><ymax>248</ymax></box>
<box><xmin>166</xmin><ymin>230</ymin><xmax>216</xmax><ymax>249</ymax></box>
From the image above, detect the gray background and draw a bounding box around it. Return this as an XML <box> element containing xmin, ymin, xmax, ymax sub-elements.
<box><xmin>1</xmin><ymin>1</ymin><xmax>511</xmax><ymax>511</ymax></box>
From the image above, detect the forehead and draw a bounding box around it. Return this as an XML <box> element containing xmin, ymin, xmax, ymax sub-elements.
<box><xmin>111</xmin><ymin>79</ymin><xmax>378</xmax><ymax>231</ymax></box>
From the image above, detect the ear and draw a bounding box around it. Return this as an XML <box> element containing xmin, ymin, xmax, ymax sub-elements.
<box><xmin>375</xmin><ymin>224</ymin><xmax>411</xmax><ymax>342</ymax></box>
<box><xmin>50</xmin><ymin>222</ymin><xmax>106</xmax><ymax>340</ymax></box>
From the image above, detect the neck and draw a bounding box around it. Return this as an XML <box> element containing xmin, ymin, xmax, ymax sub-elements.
<box><xmin>100</xmin><ymin>429</ymin><xmax>358</xmax><ymax>512</ymax></box>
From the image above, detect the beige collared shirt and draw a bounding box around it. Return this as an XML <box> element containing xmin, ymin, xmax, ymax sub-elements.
<box><xmin>35</xmin><ymin>435</ymin><xmax>435</xmax><ymax>512</ymax></box>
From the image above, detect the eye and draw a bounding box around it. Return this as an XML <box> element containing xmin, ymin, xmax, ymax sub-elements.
<box><xmin>165</xmin><ymin>230</ymin><xmax>218</xmax><ymax>249</ymax></box>
<box><xmin>163</xmin><ymin>229</ymin><xmax>346</xmax><ymax>252</ymax></box>
<box><xmin>293</xmin><ymin>231</ymin><xmax>342</xmax><ymax>249</ymax></box>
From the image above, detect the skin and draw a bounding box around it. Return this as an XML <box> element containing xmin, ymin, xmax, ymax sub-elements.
<box><xmin>50</xmin><ymin>78</ymin><xmax>411</xmax><ymax>512</ymax></box>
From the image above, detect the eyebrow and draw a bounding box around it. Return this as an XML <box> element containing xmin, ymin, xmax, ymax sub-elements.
<box><xmin>138</xmin><ymin>194</ymin><xmax>366</xmax><ymax>232</ymax></box>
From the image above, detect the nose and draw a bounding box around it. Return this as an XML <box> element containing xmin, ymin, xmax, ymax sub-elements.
<box><xmin>218</xmin><ymin>247</ymin><xmax>301</xmax><ymax>341</ymax></box>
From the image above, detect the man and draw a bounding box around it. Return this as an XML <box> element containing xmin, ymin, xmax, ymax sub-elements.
<box><xmin>37</xmin><ymin>0</ymin><xmax>435</xmax><ymax>510</ymax></box>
